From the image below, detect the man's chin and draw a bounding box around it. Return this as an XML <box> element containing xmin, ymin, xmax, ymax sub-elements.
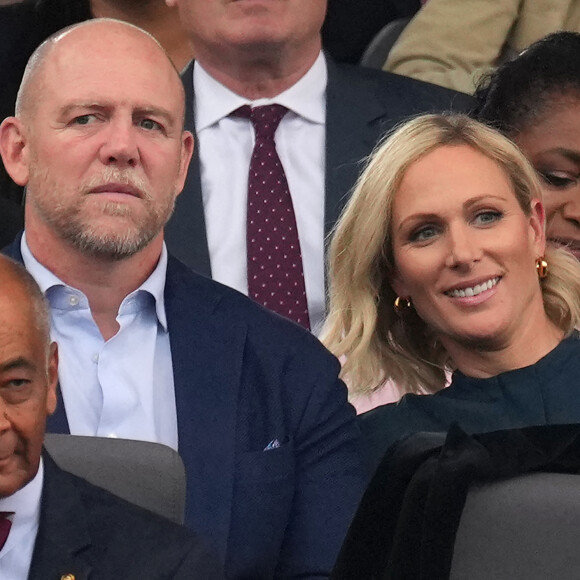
<box><xmin>68</xmin><ymin>232</ymin><xmax>154</xmax><ymax>261</ymax></box>
<box><xmin>0</xmin><ymin>460</ymin><xmax>33</xmax><ymax>498</ymax></box>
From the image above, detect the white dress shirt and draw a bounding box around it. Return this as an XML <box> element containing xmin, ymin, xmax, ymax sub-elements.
<box><xmin>194</xmin><ymin>53</ymin><xmax>327</xmax><ymax>333</ymax></box>
<box><xmin>21</xmin><ymin>235</ymin><xmax>178</xmax><ymax>449</ymax></box>
<box><xmin>0</xmin><ymin>459</ymin><xmax>43</xmax><ymax>580</ymax></box>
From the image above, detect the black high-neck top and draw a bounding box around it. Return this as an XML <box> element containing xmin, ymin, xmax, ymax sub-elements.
<box><xmin>360</xmin><ymin>332</ymin><xmax>580</xmax><ymax>472</ymax></box>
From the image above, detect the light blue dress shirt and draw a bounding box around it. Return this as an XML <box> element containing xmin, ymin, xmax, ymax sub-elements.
<box><xmin>21</xmin><ymin>235</ymin><xmax>178</xmax><ymax>449</ymax></box>
<box><xmin>0</xmin><ymin>459</ymin><xmax>43</xmax><ymax>580</ymax></box>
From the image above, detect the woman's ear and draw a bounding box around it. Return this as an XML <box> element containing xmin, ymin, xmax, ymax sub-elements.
<box><xmin>0</xmin><ymin>117</ymin><xmax>30</xmax><ymax>186</ymax></box>
<box><xmin>529</xmin><ymin>198</ymin><xmax>546</xmax><ymax>256</ymax></box>
<box><xmin>391</xmin><ymin>270</ymin><xmax>409</xmax><ymax>299</ymax></box>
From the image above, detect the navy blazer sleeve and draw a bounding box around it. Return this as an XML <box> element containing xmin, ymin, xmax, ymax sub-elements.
<box><xmin>270</xmin><ymin>333</ymin><xmax>367</xmax><ymax>578</ymax></box>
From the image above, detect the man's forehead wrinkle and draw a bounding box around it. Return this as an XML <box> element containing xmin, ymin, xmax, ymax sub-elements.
<box><xmin>25</xmin><ymin>21</ymin><xmax>187</xmax><ymax>124</ymax></box>
<box><xmin>0</xmin><ymin>356</ymin><xmax>38</xmax><ymax>373</ymax></box>
<box><xmin>51</xmin><ymin>20</ymin><xmax>179</xmax><ymax>72</ymax></box>
<box><xmin>45</xmin><ymin>41</ymin><xmax>184</xmax><ymax>106</ymax></box>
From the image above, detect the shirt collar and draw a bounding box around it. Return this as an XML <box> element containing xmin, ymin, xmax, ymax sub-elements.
<box><xmin>0</xmin><ymin>457</ymin><xmax>43</xmax><ymax>527</ymax></box>
<box><xmin>20</xmin><ymin>233</ymin><xmax>66</xmax><ymax>296</ymax></box>
<box><xmin>193</xmin><ymin>51</ymin><xmax>327</xmax><ymax>130</ymax></box>
<box><xmin>135</xmin><ymin>243</ymin><xmax>168</xmax><ymax>331</ymax></box>
<box><xmin>20</xmin><ymin>233</ymin><xmax>169</xmax><ymax>332</ymax></box>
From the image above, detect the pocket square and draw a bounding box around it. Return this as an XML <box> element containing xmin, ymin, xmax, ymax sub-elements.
<box><xmin>264</xmin><ymin>439</ymin><xmax>281</xmax><ymax>451</ymax></box>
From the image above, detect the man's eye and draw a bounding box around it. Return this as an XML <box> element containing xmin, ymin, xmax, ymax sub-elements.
<box><xmin>73</xmin><ymin>114</ymin><xmax>96</xmax><ymax>125</ymax></box>
<box><xmin>140</xmin><ymin>119</ymin><xmax>161</xmax><ymax>131</ymax></box>
<box><xmin>537</xmin><ymin>170</ymin><xmax>578</xmax><ymax>188</ymax></box>
<box><xmin>8</xmin><ymin>379</ymin><xmax>29</xmax><ymax>388</ymax></box>
<box><xmin>473</xmin><ymin>211</ymin><xmax>502</xmax><ymax>226</ymax></box>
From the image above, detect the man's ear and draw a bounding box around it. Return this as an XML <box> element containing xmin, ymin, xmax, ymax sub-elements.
<box><xmin>175</xmin><ymin>130</ymin><xmax>194</xmax><ymax>197</ymax></box>
<box><xmin>0</xmin><ymin>117</ymin><xmax>30</xmax><ymax>186</ymax></box>
<box><xmin>46</xmin><ymin>342</ymin><xmax>59</xmax><ymax>416</ymax></box>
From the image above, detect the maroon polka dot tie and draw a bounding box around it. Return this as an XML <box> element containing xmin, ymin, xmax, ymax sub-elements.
<box><xmin>233</xmin><ymin>104</ymin><xmax>311</xmax><ymax>329</ymax></box>
<box><xmin>0</xmin><ymin>512</ymin><xmax>13</xmax><ymax>551</ymax></box>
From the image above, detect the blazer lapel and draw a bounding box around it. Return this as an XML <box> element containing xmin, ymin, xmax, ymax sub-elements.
<box><xmin>165</xmin><ymin>62</ymin><xmax>212</xmax><ymax>277</ymax></box>
<box><xmin>165</xmin><ymin>257</ymin><xmax>244</xmax><ymax>562</ymax></box>
<box><xmin>28</xmin><ymin>453</ymin><xmax>92</xmax><ymax>580</ymax></box>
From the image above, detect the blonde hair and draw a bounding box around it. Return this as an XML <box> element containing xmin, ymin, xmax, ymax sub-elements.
<box><xmin>321</xmin><ymin>113</ymin><xmax>580</xmax><ymax>398</ymax></box>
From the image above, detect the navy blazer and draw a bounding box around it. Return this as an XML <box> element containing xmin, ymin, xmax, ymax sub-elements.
<box><xmin>29</xmin><ymin>452</ymin><xmax>222</xmax><ymax>580</ymax></box>
<box><xmin>165</xmin><ymin>59</ymin><xmax>473</xmax><ymax>275</ymax></box>
<box><xmin>0</xmin><ymin>197</ymin><xmax>23</xmax><ymax>247</ymax></box>
<box><xmin>5</xmin><ymin>235</ymin><xmax>366</xmax><ymax>579</ymax></box>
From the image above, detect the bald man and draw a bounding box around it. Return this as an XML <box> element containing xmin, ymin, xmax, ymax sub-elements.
<box><xmin>0</xmin><ymin>255</ymin><xmax>222</xmax><ymax>579</ymax></box>
<box><xmin>0</xmin><ymin>0</ymin><xmax>193</xmax><ymax>209</ymax></box>
<box><xmin>0</xmin><ymin>20</ymin><xmax>366</xmax><ymax>579</ymax></box>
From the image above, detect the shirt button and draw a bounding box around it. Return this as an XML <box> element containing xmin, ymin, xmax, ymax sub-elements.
<box><xmin>91</xmin><ymin>353</ymin><xmax>99</xmax><ymax>364</ymax></box>
<box><xmin>68</xmin><ymin>295</ymin><xmax>79</xmax><ymax>306</ymax></box>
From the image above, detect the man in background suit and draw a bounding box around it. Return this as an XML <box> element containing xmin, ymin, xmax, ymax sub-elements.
<box><xmin>0</xmin><ymin>19</ymin><xmax>366</xmax><ymax>578</ymax></box>
<box><xmin>165</xmin><ymin>0</ymin><xmax>472</xmax><ymax>332</ymax></box>
<box><xmin>0</xmin><ymin>255</ymin><xmax>221</xmax><ymax>579</ymax></box>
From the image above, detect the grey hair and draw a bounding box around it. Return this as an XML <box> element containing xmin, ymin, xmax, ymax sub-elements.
<box><xmin>0</xmin><ymin>256</ymin><xmax>50</xmax><ymax>348</ymax></box>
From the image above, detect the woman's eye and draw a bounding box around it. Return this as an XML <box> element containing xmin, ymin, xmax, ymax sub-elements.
<box><xmin>473</xmin><ymin>211</ymin><xmax>502</xmax><ymax>226</ymax></box>
<box><xmin>409</xmin><ymin>225</ymin><xmax>439</xmax><ymax>243</ymax></box>
<box><xmin>537</xmin><ymin>170</ymin><xmax>578</xmax><ymax>188</ymax></box>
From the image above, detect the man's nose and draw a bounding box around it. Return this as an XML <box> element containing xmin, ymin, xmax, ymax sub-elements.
<box><xmin>98</xmin><ymin>119</ymin><xmax>140</xmax><ymax>168</ymax></box>
<box><xmin>0</xmin><ymin>402</ymin><xmax>10</xmax><ymax>432</ymax></box>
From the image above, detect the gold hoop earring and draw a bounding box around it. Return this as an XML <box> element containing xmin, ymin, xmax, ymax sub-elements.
<box><xmin>394</xmin><ymin>296</ymin><xmax>412</xmax><ymax>314</ymax></box>
<box><xmin>536</xmin><ymin>257</ymin><xmax>548</xmax><ymax>279</ymax></box>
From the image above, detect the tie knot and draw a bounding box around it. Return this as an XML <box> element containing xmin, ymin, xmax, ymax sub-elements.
<box><xmin>233</xmin><ymin>104</ymin><xmax>288</xmax><ymax>139</ymax></box>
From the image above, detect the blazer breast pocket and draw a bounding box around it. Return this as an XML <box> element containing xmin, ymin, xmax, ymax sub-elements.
<box><xmin>236</xmin><ymin>439</ymin><xmax>295</xmax><ymax>482</ymax></box>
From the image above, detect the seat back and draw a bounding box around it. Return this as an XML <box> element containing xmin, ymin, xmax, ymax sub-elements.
<box><xmin>451</xmin><ymin>472</ymin><xmax>580</xmax><ymax>580</ymax></box>
<box><xmin>359</xmin><ymin>17</ymin><xmax>412</xmax><ymax>69</ymax></box>
<box><xmin>333</xmin><ymin>424</ymin><xmax>580</xmax><ymax>580</ymax></box>
<box><xmin>44</xmin><ymin>433</ymin><xmax>186</xmax><ymax>524</ymax></box>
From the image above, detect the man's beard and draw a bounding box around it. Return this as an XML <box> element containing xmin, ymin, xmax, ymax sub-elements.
<box><xmin>27</xmin><ymin>166</ymin><xmax>177</xmax><ymax>261</ymax></box>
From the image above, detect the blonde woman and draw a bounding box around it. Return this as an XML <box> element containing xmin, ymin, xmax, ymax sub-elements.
<box><xmin>322</xmin><ymin>114</ymin><xmax>580</xmax><ymax>468</ymax></box>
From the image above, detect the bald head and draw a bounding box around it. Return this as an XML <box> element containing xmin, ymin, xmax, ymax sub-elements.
<box><xmin>15</xmin><ymin>18</ymin><xmax>185</xmax><ymax>123</ymax></box>
<box><xmin>0</xmin><ymin>17</ymin><xmax>194</xmax><ymax>265</ymax></box>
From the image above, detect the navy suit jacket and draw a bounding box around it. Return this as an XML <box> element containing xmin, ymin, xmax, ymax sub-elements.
<box><xmin>29</xmin><ymin>452</ymin><xmax>222</xmax><ymax>580</ymax></box>
<box><xmin>0</xmin><ymin>197</ymin><xmax>23</xmax><ymax>247</ymax></box>
<box><xmin>165</xmin><ymin>59</ymin><xmax>473</xmax><ymax>275</ymax></box>
<box><xmin>5</xmin><ymin>236</ymin><xmax>366</xmax><ymax>579</ymax></box>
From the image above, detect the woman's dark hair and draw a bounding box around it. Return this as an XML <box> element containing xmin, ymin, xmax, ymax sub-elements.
<box><xmin>474</xmin><ymin>32</ymin><xmax>580</xmax><ymax>136</ymax></box>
